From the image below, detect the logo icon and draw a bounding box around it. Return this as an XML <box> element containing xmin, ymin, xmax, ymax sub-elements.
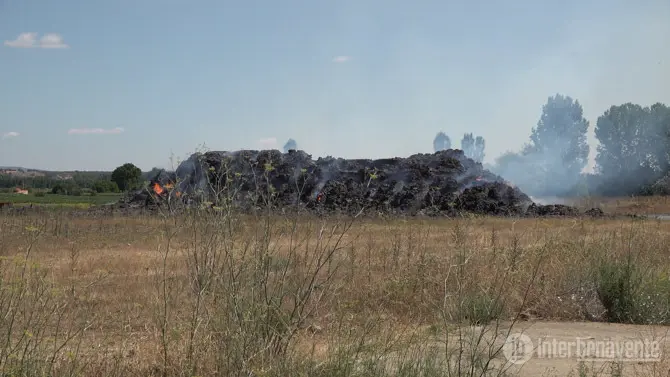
<box><xmin>503</xmin><ymin>333</ymin><xmax>534</xmax><ymax>365</ymax></box>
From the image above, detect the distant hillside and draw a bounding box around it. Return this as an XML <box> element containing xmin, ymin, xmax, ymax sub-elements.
<box><xmin>0</xmin><ymin>167</ymin><xmax>166</xmax><ymax>176</ymax></box>
<box><xmin>0</xmin><ymin>166</ymin><xmax>40</xmax><ymax>172</ymax></box>
<box><xmin>0</xmin><ymin>168</ymin><xmax>48</xmax><ymax>178</ymax></box>
<box><xmin>0</xmin><ymin>166</ymin><xmax>167</xmax><ymax>191</ymax></box>
<box><xmin>0</xmin><ymin>168</ymin><xmax>111</xmax><ymax>180</ymax></box>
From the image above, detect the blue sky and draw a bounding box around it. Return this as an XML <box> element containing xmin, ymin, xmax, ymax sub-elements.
<box><xmin>1</xmin><ymin>0</ymin><xmax>668</xmax><ymax>171</ymax></box>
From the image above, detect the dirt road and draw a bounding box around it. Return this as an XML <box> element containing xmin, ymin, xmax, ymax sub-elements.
<box><xmin>491</xmin><ymin>320</ymin><xmax>670</xmax><ymax>376</ymax></box>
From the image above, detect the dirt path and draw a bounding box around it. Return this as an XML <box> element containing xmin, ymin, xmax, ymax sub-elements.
<box><xmin>492</xmin><ymin>320</ymin><xmax>670</xmax><ymax>376</ymax></box>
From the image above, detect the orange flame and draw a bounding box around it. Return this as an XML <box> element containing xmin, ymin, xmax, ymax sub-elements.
<box><xmin>153</xmin><ymin>182</ymin><xmax>164</xmax><ymax>195</ymax></box>
<box><xmin>316</xmin><ymin>192</ymin><xmax>324</xmax><ymax>202</ymax></box>
<box><xmin>152</xmin><ymin>181</ymin><xmax>182</xmax><ymax>199</ymax></box>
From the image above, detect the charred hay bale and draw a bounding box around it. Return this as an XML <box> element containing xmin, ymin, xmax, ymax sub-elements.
<box><xmin>584</xmin><ymin>207</ymin><xmax>604</xmax><ymax>217</ymax></box>
<box><xmin>525</xmin><ymin>203</ymin><xmax>580</xmax><ymax>217</ymax></box>
<box><xmin>151</xmin><ymin>169</ymin><xmax>177</xmax><ymax>184</ymax></box>
<box><xmin>118</xmin><ymin>148</ymin><xmax>591</xmax><ymax>218</ymax></box>
<box><xmin>175</xmin><ymin>153</ymin><xmax>208</xmax><ymax>195</ymax></box>
<box><xmin>454</xmin><ymin>182</ymin><xmax>531</xmax><ymax>216</ymax></box>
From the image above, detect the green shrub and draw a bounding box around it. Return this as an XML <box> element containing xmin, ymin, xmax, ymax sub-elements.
<box><xmin>595</xmin><ymin>254</ymin><xmax>670</xmax><ymax>324</ymax></box>
<box><xmin>459</xmin><ymin>291</ymin><xmax>504</xmax><ymax>325</ymax></box>
<box><xmin>596</xmin><ymin>257</ymin><xmax>640</xmax><ymax>323</ymax></box>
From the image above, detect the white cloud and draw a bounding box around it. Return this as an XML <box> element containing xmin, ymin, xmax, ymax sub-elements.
<box><xmin>4</xmin><ymin>32</ymin><xmax>69</xmax><ymax>49</ymax></box>
<box><xmin>68</xmin><ymin>127</ymin><xmax>124</xmax><ymax>135</ymax></box>
<box><xmin>1</xmin><ymin>131</ymin><xmax>19</xmax><ymax>139</ymax></box>
<box><xmin>258</xmin><ymin>137</ymin><xmax>278</xmax><ymax>149</ymax></box>
<box><xmin>4</xmin><ymin>33</ymin><xmax>37</xmax><ymax>48</ymax></box>
<box><xmin>39</xmin><ymin>33</ymin><xmax>69</xmax><ymax>49</ymax></box>
<box><xmin>332</xmin><ymin>55</ymin><xmax>352</xmax><ymax>63</ymax></box>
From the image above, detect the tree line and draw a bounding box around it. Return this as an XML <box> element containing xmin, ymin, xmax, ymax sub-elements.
<box><xmin>433</xmin><ymin>94</ymin><xmax>670</xmax><ymax>197</ymax></box>
<box><xmin>433</xmin><ymin>132</ymin><xmax>486</xmax><ymax>163</ymax></box>
<box><xmin>0</xmin><ymin>164</ymin><xmax>154</xmax><ymax>196</ymax></box>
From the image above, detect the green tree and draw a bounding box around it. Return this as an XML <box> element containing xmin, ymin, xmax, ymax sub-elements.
<box><xmin>92</xmin><ymin>179</ymin><xmax>120</xmax><ymax>193</ymax></box>
<box><xmin>433</xmin><ymin>132</ymin><xmax>451</xmax><ymax>152</ymax></box>
<box><xmin>595</xmin><ymin>103</ymin><xmax>648</xmax><ymax>180</ymax></box>
<box><xmin>283</xmin><ymin>138</ymin><xmax>297</xmax><ymax>153</ymax></box>
<box><xmin>51</xmin><ymin>181</ymin><xmax>80</xmax><ymax>195</ymax></box>
<box><xmin>473</xmin><ymin>136</ymin><xmax>485</xmax><ymax>163</ymax></box>
<box><xmin>111</xmin><ymin>163</ymin><xmax>142</xmax><ymax>191</ymax></box>
<box><xmin>594</xmin><ymin>102</ymin><xmax>670</xmax><ymax>195</ymax></box>
<box><xmin>51</xmin><ymin>184</ymin><xmax>67</xmax><ymax>195</ymax></box>
<box><xmin>460</xmin><ymin>133</ymin><xmax>485</xmax><ymax>163</ymax></box>
<box><xmin>461</xmin><ymin>133</ymin><xmax>475</xmax><ymax>158</ymax></box>
<box><xmin>528</xmin><ymin>94</ymin><xmax>590</xmax><ymax>194</ymax></box>
<box><xmin>645</xmin><ymin>103</ymin><xmax>670</xmax><ymax>173</ymax></box>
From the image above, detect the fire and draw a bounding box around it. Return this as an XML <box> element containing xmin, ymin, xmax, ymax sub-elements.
<box><xmin>153</xmin><ymin>182</ymin><xmax>164</xmax><ymax>195</ymax></box>
<box><xmin>152</xmin><ymin>181</ymin><xmax>183</xmax><ymax>199</ymax></box>
<box><xmin>316</xmin><ymin>192</ymin><xmax>324</xmax><ymax>202</ymax></box>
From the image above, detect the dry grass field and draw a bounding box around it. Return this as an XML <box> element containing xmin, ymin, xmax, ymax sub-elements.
<box><xmin>563</xmin><ymin>195</ymin><xmax>670</xmax><ymax>216</ymax></box>
<box><xmin>1</xmin><ymin>197</ymin><xmax>670</xmax><ymax>376</ymax></box>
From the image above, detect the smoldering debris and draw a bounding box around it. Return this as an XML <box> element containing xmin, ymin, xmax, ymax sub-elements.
<box><xmin>116</xmin><ymin>149</ymin><xmax>602</xmax><ymax>218</ymax></box>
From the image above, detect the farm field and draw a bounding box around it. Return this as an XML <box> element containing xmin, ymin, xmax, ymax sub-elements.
<box><xmin>0</xmin><ymin>192</ymin><xmax>123</xmax><ymax>207</ymax></box>
<box><xmin>0</xmin><ymin>197</ymin><xmax>669</xmax><ymax>376</ymax></box>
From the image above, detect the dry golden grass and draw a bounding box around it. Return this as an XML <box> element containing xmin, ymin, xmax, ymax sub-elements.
<box><xmin>1</xmin><ymin>200</ymin><xmax>670</xmax><ymax>376</ymax></box>
<box><xmin>566</xmin><ymin>195</ymin><xmax>670</xmax><ymax>215</ymax></box>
